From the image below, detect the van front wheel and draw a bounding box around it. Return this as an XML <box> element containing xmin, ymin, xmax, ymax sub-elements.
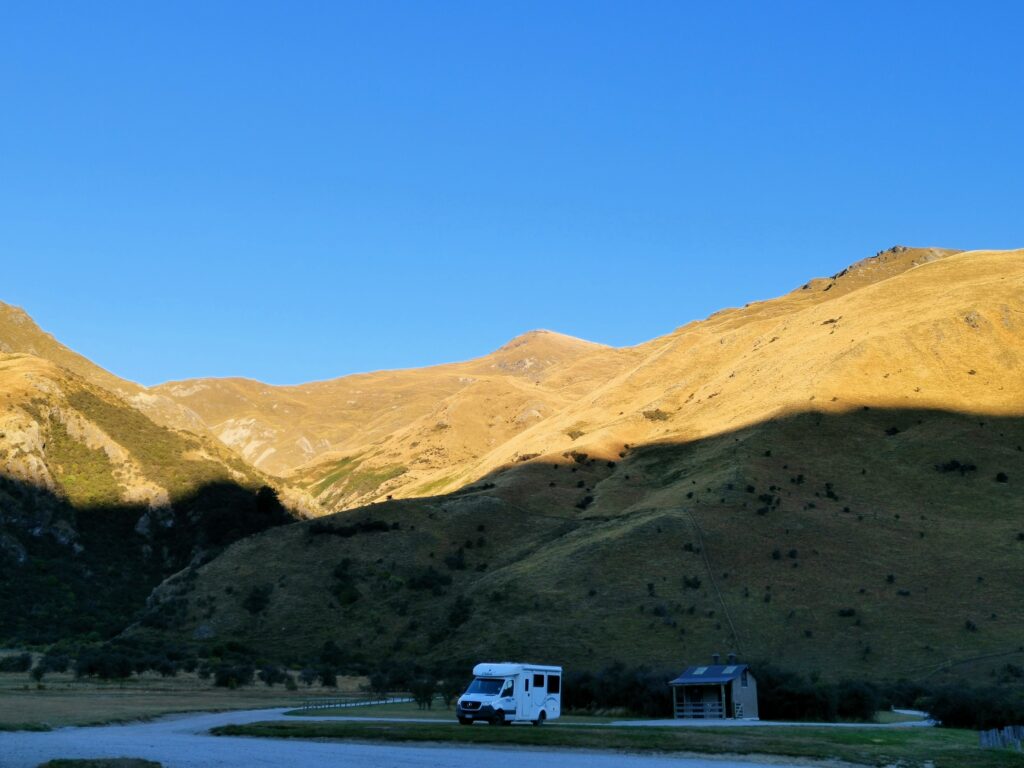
<box><xmin>458</xmin><ymin>717</ymin><xmax>472</xmax><ymax>725</ymax></box>
<box><xmin>532</xmin><ymin>711</ymin><xmax>546</xmax><ymax>726</ymax></box>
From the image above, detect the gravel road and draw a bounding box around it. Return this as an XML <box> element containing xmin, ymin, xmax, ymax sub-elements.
<box><xmin>0</xmin><ymin>708</ymin><xmax>832</xmax><ymax>768</ymax></box>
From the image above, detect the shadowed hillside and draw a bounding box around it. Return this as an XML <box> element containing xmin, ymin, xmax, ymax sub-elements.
<box><xmin>134</xmin><ymin>406</ymin><xmax>1023</xmax><ymax>682</ymax></box>
<box><xmin>0</xmin><ymin>355</ymin><xmax>303</xmax><ymax>644</ymax></box>
<box><xmin>0</xmin><ymin>475</ymin><xmax>294</xmax><ymax>644</ymax></box>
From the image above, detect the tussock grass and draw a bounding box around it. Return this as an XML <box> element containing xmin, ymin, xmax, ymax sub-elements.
<box><xmin>212</xmin><ymin>720</ymin><xmax>1024</xmax><ymax>768</ymax></box>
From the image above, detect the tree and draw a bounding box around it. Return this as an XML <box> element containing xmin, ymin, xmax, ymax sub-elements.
<box><xmin>318</xmin><ymin>667</ymin><xmax>338</xmax><ymax>688</ymax></box>
<box><xmin>300</xmin><ymin>667</ymin><xmax>318</xmax><ymax>687</ymax></box>
<box><xmin>410</xmin><ymin>677</ymin><xmax>436</xmax><ymax>709</ymax></box>
<box><xmin>258</xmin><ymin>666</ymin><xmax>287</xmax><ymax>687</ymax></box>
<box><xmin>439</xmin><ymin>677</ymin><xmax>465</xmax><ymax>709</ymax></box>
<box><xmin>369</xmin><ymin>670</ymin><xmax>389</xmax><ymax>698</ymax></box>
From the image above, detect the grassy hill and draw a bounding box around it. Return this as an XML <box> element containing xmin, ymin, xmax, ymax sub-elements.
<box><xmin>0</xmin><ymin>355</ymin><xmax>297</xmax><ymax>644</ymax></box>
<box><xmin>0</xmin><ymin>302</ymin><xmax>209</xmax><ymax>435</ymax></box>
<box><xmin>135</xmin><ymin>404</ymin><xmax>1023</xmax><ymax>681</ymax></box>
<box><xmin>126</xmin><ymin>246</ymin><xmax>1024</xmax><ymax>681</ymax></box>
<box><xmin>3</xmin><ymin>244</ymin><xmax>1022</xmax><ymax>684</ymax></box>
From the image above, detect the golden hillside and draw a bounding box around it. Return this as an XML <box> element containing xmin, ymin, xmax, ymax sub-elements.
<box><xmin>152</xmin><ymin>246</ymin><xmax>1022</xmax><ymax>516</ymax></box>
<box><xmin>0</xmin><ymin>302</ymin><xmax>209</xmax><ymax>435</ymax></box>
<box><xmin>154</xmin><ymin>330</ymin><xmax>638</xmax><ymax>505</ymax></box>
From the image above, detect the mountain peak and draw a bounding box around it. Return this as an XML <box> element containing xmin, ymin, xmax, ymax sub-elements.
<box><xmin>496</xmin><ymin>329</ymin><xmax>606</xmax><ymax>354</ymax></box>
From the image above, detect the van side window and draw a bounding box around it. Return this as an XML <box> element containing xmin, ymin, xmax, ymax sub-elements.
<box><xmin>741</xmin><ymin>670</ymin><xmax>748</xmax><ymax>688</ymax></box>
<box><xmin>525</xmin><ymin>678</ymin><xmax>529</xmax><ymax>691</ymax></box>
<box><xmin>548</xmin><ymin>675</ymin><xmax>560</xmax><ymax>694</ymax></box>
<box><xmin>533</xmin><ymin>673</ymin><xmax>544</xmax><ymax>688</ymax></box>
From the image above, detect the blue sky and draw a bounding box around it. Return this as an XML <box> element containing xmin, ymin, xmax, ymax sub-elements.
<box><xmin>2</xmin><ymin>1</ymin><xmax>1022</xmax><ymax>386</ymax></box>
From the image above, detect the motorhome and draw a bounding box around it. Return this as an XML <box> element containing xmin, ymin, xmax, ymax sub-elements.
<box><xmin>455</xmin><ymin>662</ymin><xmax>562</xmax><ymax>725</ymax></box>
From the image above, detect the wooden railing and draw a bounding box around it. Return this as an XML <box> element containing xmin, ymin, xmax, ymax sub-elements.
<box><xmin>674</xmin><ymin>702</ymin><xmax>725</xmax><ymax>719</ymax></box>
<box><xmin>979</xmin><ymin>725</ymin><xmax>1023</xmax><ymax>751</ymax></box>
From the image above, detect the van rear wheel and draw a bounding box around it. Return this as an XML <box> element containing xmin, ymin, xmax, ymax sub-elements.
<box><xmin>532</xmin><ymin>710</ymin><xmax>546</xmax><ymax>726</ymax></box>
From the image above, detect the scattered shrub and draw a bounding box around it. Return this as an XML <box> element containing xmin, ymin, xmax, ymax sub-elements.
<box><xmin>447</xmin><ymin>596</ymin><xmax>473</xmax><ymax>628</ymax></box>
<box><xmin>934</xmin><ymin>460</ymin><xmax>977</xmax><ymax>475</ymax></box>
<box><xmin>642</xmin><ymin>409</ymin><xmax>670</xmax><ymax>422</ymax></box>
<box><xmin>406</xmin><ymin>566</ymin><xmax>452</xmax><ymax>595</ymax></box>
<box><xmin>242</xmin><ymin>584</ymin><xmax>273</xmax><ymax>615</ymax></box>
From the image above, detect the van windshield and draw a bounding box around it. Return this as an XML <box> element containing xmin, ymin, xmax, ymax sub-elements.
<box><xmin>465</xmin><ymin>677</ymin><xmax>503</xmax><ymax>695</ymax></box>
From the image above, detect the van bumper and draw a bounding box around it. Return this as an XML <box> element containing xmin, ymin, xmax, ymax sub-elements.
<box><xmin>457</xmin><ymin>704</ymin><xmax>510</xmax><ymax>722</ymax></box>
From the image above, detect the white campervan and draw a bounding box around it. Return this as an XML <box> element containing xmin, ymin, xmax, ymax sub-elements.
<box><xmin>456</xmin><ymin>661</ymin><xmax>562</xmax><ymax>725</ymax></box>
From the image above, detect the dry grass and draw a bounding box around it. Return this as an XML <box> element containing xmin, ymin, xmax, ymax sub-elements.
<box><xmin>0</xmin><ymin>671</ymin><xmax>365</xmax><ymax>729</ymax></box>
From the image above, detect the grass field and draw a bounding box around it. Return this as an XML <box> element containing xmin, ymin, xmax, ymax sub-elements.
<box><xmin>0</xmin><ymin>670</ymin><xmax>366</xmax><ymax>729</ymax></box>
<box><xmin>286</xmin><ymin>699</ymin><xmax>621</xmax><ymax>723</ymax></box>
<box><xmin>212</xmin><ymin>719</ymin><xmax>1024</xmax><ymax>768</ymax></box>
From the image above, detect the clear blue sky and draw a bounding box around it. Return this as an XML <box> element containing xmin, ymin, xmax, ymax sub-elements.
<box><xmin>2</xmin><ymin>1</ymin><xmax>1021</xmax><ymax>386</ymax></box>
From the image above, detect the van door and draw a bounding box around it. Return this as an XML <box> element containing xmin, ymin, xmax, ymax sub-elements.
<box><xmin>517</xmin><ymin>675</ymin><xmax>530</xmax><ymax>720</ymax></box>
<box><xmin>531</xmin><ymin>672</ymin><xmax>546</xmax><ymax>718</ymax></box>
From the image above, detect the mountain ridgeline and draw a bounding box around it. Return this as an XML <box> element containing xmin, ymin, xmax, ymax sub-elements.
<box><xmin>1</xmin><ymin>246</ymin><xmax>1022</xmax><ymax>683</ymax></box>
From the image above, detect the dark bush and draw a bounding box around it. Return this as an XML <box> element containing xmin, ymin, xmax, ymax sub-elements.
<box><xmin>40</xmin><ymin>653</ymin><xmax>70</xmax><ymax>674</ymax></box>
<box><xmin>448</xmin><ymin>596</ymin><xmax>473</xmax><ymax>628</ymax></box>
<box><xmin>443</xmin><ymin>548</ymin><xmax>467</xmax><ymax>571</ymax></box>
<box><xmin>214</xmin><ymin>662</ymin><xmax>255</xmax><ymax>688</ymax></box>
<box><xmin>258</xmin><ymin>666</ymin><xmax>288</xmax><ymax>687</ymax></box>
<box><xmin>0</xmin><ymin>653</ymin><xmax>32</xmax><ymax>672</ymax></box>
<box><xmin>410</xmin><ymin>677</ymin><xmax>436</xmax><ymax>709</ymax></box>
<box><xmin>563</xmin><ymin>663</ymin><xmax>673</xmax><ymax>717</ymax></box>
<box><xmin>934</xmin><ymin>460</ymin><xmax>977</xmax><ymax>475</ymax></box>
<box><xmin>318</xmin><ymin>667</ymin><xmax>338</xmax><ymax>687</ymax></box>
<box><xmin>755</xmin><ymin>665</ymin><xmax>837</xmax><ymax>722</ymax></box>
<box><xmin>406</xmin><ymin>566</ymin><xmax>452</xmax><ymax>595</ymax></box>
<box><xmin>242</xmin><ymin>584</ymin><xmax>273</xmax><ymax>614</ymax></box>
<box><xmin>75</xmin><ymin>650</ymin><xmax>133</xmax><ymax>680</ymax></box>
<box><xmin>928</xmin><ymin>685</ymin><xmax>1024</xmax><ymax>729</ymax></box>
<box><xmin>836</xmin><ymin>680</ymin><xmax>880</xmax><ymax>720</ymax></box>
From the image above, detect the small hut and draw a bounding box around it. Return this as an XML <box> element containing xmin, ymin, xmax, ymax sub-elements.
<box><xmin>669</xmin><ymin>653</ymin><xmax>758</xmax><ymax>720</ymax></box>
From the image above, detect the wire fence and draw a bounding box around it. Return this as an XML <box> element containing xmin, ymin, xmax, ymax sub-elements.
<box><xmin>297</xmin><ymin>695</ymin><xmax>414</xmax><ymax>712</ymax></box>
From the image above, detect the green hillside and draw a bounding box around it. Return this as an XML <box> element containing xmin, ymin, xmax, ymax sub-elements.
<box><xmin>135</xmin><ymin>406</ymin><xmax>1024</xmax><ymax>682</ymax></box>
<box><xmin>0</xmin><ymin>361</ymin><xmax>297</xmax><ymax>645</ymax></box>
